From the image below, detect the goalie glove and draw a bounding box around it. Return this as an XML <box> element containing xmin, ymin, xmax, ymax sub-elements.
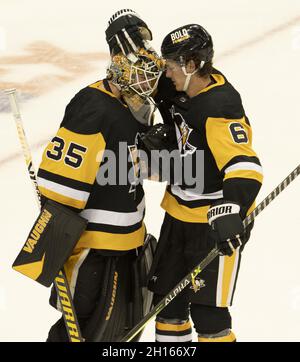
<box><xmin>207</xmin><ymin>201</ymin><xmax>245</xmax><ymax>256</ymax></box>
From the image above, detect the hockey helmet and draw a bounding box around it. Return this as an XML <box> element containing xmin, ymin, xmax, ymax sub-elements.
<box><xmin>161</xmin><ymin>24</ymin><xmax>214</xmax><ymax>67</ymax></box>
<box><xmin>106</xmin><ymin>9</ymin><xmax>153</xmax><ymax>56</ymax></box>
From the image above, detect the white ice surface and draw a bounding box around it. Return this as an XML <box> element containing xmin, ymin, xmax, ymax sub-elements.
<box><xmin>0</xmin><ymin>0</ymin><xmax>300</xmax><ymax>342</ymax></box>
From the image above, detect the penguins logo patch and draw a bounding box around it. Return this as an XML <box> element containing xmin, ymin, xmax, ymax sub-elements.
<box><xmin>190</xmin><ymin>277</ymin><xmax>206</xmax><ymax>293</ymax></box>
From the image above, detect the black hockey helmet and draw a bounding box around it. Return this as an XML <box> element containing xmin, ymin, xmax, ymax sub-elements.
<box><xmin>106</xmin><ymin>9</ymin><xmax>153</xmax><ymax>55</ymax></box>
<box><xmin>161</xmin><ymin>24</ymin><xmax>214</xmax><ymax>65</ymax></box>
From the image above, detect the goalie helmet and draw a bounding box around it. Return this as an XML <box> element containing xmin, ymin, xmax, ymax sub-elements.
<box><xmin>107</xmin><ymin>48</ymin><xmax>164</xmax><ymax>125</ymax></box>
<box><xmin>161</xmin><ymin>24</ymin><xmax>214</xmax><ymax>67</ymax></box>
<box><xmin>106</xmin><ymin>9</ymin><xmax>153</xmax><ymax>56</ymax></box>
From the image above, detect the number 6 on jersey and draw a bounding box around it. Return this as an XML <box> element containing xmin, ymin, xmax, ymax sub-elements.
<box><xmin>229</xmin><ymin>122</ymin><xmax>249</xmax><ymax>144</ymax></box>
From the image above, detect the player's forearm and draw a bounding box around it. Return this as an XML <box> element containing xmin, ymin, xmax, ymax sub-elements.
<box><xmin>222</xmin><ymin>178</ymin><xmax>262</xmax><ymax>218</ymax></box>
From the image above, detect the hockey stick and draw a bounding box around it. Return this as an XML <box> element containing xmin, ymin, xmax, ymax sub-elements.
<box><xmin>121</xmin><ymin>163</ymin><xmax>300</xmax><ymax>342</ymax></box>
<box><xmin>5</xmin><ymin>88</ymin><xmax>84</xmax><ymax>342</ymax></box>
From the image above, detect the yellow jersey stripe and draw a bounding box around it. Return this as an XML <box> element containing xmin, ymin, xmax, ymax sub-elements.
<box><xmin>161</xmin><ymin>191</ymin><xmax>210</xmax><ymax>223</ymax></box>
<box><xmin>39</xmin><ymin>186</ymin><xmax>86</xmax><ymax>210</ymax></box>
<box><xmin>76</xmin><ymin>224</ymin><xmax>146</xmax><ymax>250</ymax></box>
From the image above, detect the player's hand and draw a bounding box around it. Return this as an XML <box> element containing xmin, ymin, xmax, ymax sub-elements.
<box><xmin>141</xmin><ymin>123</ymin><xmax>177</xmax><ymax>152</ymax></box>
<box><xmin>207</xmin><ymin>201</ymin><xmax>245</xmax><ymax>256</ymax></box>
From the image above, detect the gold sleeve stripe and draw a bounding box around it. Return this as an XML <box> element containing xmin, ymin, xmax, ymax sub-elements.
<box><xmin>206</xmin><ymin>117</ymin><xmax>257</xmax><ymax>171</ymax></box>
<box><xmin>224</xmin><ymin>170</ymin><xmax>263</xmax><ymax>184</ymax></box>
<box><xmin>76</xmin><ymin>224</ymin><xmax>146</xmax><ymax>250</ymax></box>
<box><xmin>161</xmin><ymin>191</ymin><xmax>210</xmax><ymax>223</ymax></box>
<box><xmin>40</xmin><ymin>127</ymin><xmax>105</xmax><ymax>184</ymax></box>
<box><xmin>198</xmin><ymin>331</ymin><xmax>236</xmax><ymax>342</ymax></box>
<box><xmin>156</xmin><ymin>321</ymin><xmax>191</xmax><ymax>332</ymax></box>
<box><xmin>39</xmin><ymin>186</ymin><xmax>86</xmax><ymax>210</ymax></box>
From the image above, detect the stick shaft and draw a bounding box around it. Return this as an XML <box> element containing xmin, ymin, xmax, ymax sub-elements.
<box><xmin>5</xmin><ymin>89</ymin><xmax>41</xmax><ymax>207</ymax></box>
<box><xmin>122</xmin><ymin>163</ymin><xmax>300</xmax><ymax>342</ymax></box>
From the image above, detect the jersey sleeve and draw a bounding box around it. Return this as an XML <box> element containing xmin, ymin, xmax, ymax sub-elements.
<box><xmin>37</xmin><ymin>88</ymin><xmax>107</xmax><ymax>211</ymax></box>
<box><xmin>206</xmin><ymin>116</ymin><xmax>263</xmax><ymax>216</ymax></box>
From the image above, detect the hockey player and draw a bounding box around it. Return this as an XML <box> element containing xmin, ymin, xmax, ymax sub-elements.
<box><xmin>144</xmin><ymin>24</ymin><xmax>264</xmax><ymax>342</ymax></box>
<box><xmin>36</xmin><ymin>16</ymin><xmax>163</xmax><ymax>341</ymax></box>
<box><xmin>104</xmin><ymin>11</ymin><xmax>263</xmax><ymax>342</ymax></box>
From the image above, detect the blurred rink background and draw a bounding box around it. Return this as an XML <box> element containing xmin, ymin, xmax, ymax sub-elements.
<box><xmin>0</xmin><ymin>0</ymin><xmax>300</xmax><ymax>341</ymax></box>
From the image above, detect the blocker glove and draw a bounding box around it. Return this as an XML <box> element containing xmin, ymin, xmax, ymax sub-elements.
<box><xmin>207</xmin><ymin>200</ymin><xmax>245</xmax><ymax>256</ymax></box>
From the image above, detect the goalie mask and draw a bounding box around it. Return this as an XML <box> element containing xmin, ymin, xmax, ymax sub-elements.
<box><xmin>107</xmin><ymin>48</ymin><xmax>163</xmax><ymax>97</ymax></box>
<box><xmin>107</xmin><ymin>48</ymin><xmax>164</xmax><ymax>125</ymax></box>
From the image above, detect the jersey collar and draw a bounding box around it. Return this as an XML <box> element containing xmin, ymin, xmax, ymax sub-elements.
<box><xmin>196</xmin><ymin>73</ymin><xmax>225</xmax><ymax>95</ymax></box>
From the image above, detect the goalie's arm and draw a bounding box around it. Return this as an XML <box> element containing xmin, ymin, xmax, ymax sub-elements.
<box><xmin>37</xmin><ymin>90</ymin><xmax>107</xmax><ymax>212</ymax></box>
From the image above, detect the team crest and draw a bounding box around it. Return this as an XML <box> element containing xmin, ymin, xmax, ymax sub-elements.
<box><xmin>171</xmin><ymin>106</ymin><xmax>196</xmax><ymax>156</ymax></box>
<box><xmin>190</xmin><ymin>277</ymin><xmax>206</xmax><ymax>293</ymax></box>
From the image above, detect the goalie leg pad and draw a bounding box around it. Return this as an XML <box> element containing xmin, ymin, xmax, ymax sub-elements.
<box><xmin>48</xmin><ymin>234</ymin><xmax>158</xmax><ymax>342</ymax></box>
<box><xmin>85</xmin><ymin>234</ymin><xmax>157</xmax><ymax>342</ymax></box>
<box><xmin>48</xmin><ymin>249</ymin><xmax>117</xmax><ymax>341</ymax></box>
<box><xmin>12</xmin><ymin>200</ymin><xmax>87</xmax><ymax>287</ymax></box>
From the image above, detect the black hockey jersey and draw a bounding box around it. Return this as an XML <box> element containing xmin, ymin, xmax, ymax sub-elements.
<box><xmin>155</xmin><ymin>71</ymin><xmax>263</xmax><ymax>223</ymax></box>
<box><xmin>37</xmin><ymin>80</ymin><xmax>147</xmax><ymax>250</ymax></box>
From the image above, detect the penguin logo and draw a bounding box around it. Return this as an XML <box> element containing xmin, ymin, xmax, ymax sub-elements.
<box><xmin>171</xmin><ymin>106</ymin><xmax>196</xmax><ymax>156</ymax></box>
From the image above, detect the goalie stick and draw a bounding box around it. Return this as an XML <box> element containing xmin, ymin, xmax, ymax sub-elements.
<box><xmin>5</xmin><ymin>88</ymin><xmax>84</xmax><ymax>342</ymax></box>
<box><xmin>121</xmin><ymin>163</ymin><xmax>300</xmax><ymax>342</ymax></box>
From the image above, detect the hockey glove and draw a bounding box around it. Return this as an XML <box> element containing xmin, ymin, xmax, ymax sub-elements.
<box><xmin>140</xmin><ymin>123</ymin><xmax>177</xmax><ymax>152</ymax></box>
<box><xmin>207</xmin><ymin>201</ymin><xmax>245</xmax><ymax>256</ymax></box>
